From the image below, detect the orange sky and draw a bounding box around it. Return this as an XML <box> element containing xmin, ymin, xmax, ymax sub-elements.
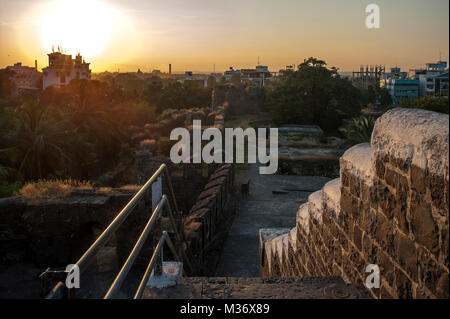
<box><xmin>0</xmin><ymin>0</ymin><xmax>448</xmax><ymax>73</ymax></box>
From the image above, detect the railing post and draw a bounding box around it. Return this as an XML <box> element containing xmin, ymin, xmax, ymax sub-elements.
<box><xmin>163</xmin><ymin>165</ymin><xmax>180</xmax><ymax>216</ymax></box>
<box><xmin>154</xmin><ymin>243</ymin><xmax>163</xmax><ymax>276</ymax></box>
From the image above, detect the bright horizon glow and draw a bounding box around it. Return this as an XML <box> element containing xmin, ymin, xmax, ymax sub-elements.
<box><xmin>0</xmin><ymin>0</ymin><xmax>448</xmax><ymax>73</ymax></box>
<box><xmin>37</xmin><ymin>0</ymin><xmax>119</xmax><ymax>59</ymax></box>
<box><xmin>8</xmin><ymin>0</ymin><xmax>142</xmax><ymax>71</ymax></box>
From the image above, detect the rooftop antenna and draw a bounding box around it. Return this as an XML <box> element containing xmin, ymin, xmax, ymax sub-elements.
<box><xmin>257</xmin><ymin>56</ymin><xmax>260</xmax><ymax>66</ymax></box>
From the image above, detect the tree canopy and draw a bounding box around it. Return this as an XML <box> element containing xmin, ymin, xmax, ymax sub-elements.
<box><xmin>267</xmin><ymin>57</ymin><xmax>364</xmax><ymax>131</ymax></box>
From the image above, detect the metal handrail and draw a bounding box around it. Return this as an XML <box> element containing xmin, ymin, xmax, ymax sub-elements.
<box><xmin>43</xmin><ymin>163</ymin><xmax>191</xmax><ymax>299</ymax></box>
<box><xmin>133</xmin><ymin>231</ymin><xmax>169</xmax><ymax>299</ymax></box>
<box><xmin>105</xmin><ymin>193</ymin><xmax>195</xmax><ymax>298</ymax></box>
<box><xmin>104</xmin><ymin>196</ymin><xmax>167</xmax><ymax>299</ymax></box>
<box><xmin>68</xmin><ymin>164</ymin><xmax>178</xmax><ymax>275</ymax></box>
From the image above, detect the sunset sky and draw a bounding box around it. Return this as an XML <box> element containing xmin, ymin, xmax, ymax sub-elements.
<box><xmin>0</xmin><ymin>0</ymin><xmax>448</xmax><ymax>73</ymax></box>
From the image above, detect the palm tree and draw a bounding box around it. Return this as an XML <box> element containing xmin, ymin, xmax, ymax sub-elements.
<box><xmin>1</xmin><ymin>100</ymin><xmax>75</xmax><ymax>180</ymax></box>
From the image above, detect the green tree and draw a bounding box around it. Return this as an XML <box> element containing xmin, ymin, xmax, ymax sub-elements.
<box><xmin>0</xmin><ymin>100</ymin><xmax>75</xmax><ymax>180</ymax></box>
<box><xmin>268</xmin><ymin>57</ymin><xmax>363</xmax><ymax>130</ymax></box>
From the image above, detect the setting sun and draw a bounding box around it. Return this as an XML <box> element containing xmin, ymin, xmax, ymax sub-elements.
<box><xmin>36</xmin><ymin>0</ymin><xmax>122</xmax><ymax>58</ymax></box>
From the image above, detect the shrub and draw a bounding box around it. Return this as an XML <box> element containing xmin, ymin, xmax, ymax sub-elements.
<box><xmin>340</xmin><ymin>116</ymin><xmax>375</xmax><ymax>143</ymax></box>
<box><xmin>398</xmin><ymin>96</ymin><xmax>449</xmax><ymax>114</ymax></box>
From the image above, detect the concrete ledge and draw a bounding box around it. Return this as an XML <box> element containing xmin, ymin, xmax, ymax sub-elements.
<box><xmin>146</xmin><ymin>261</ymin><xmax>183</xmax><ymax>289</ymax></box>
<box><xmin>322</xmin><ymin>178</ymin><xmax>341</xmax><ymax>215</ymax></box>
<box><xmin>371</xmin><ymin>108</ymin><xmax>449</xmax><ymax>179</ymax></box>
<box><xmin>340</xmin><ymin>143</ymin><xmax>373</xmax><ymax>185</ymax></box>
<box><xmin>308</xmin><ymin>190</ymin><xmax>323</xmax><ymax>224</ymax></box>
<box><xmin>259</xmin><ymin>228</ymin><xmax>290</xmax><ymax>272</ymax></box>
<box><xmin>296</xmin><ymin>203</ymin><xmax>310</xmax><ymax>235</ymax></box>
<box><xmin>142</xmin><ymin>276</ymin><xmax>372</xmax><ymax>299</ymax></box>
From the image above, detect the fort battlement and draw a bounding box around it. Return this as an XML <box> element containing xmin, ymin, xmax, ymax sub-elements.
<box><xmin>260</xmin><ymin>108</ymin><xmax>449</xmax><ymax>299</ymax></box>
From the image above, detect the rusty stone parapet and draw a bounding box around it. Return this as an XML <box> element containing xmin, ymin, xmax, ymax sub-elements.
<box><xmin>260</xmin><ymin>108</ymin><xmax>449</xmax><ymax>299</ymax></box>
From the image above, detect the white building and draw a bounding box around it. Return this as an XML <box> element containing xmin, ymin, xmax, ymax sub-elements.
<box><xmin>410</xmin><ymin>61</ymin><xmax>448</xmax><ymax>97</ymax></box>
<box><xmin>176</xmin><ymin>71</ymin><xmax>207</xmax><ymax>87</ymax></box>
<box><xmin>224</xmin><ymin>65</ymin><xmax>273</xmax><ymax>87</ymax></box>
<box><xmin>42</xmin><ymin>49</ymin><xmax>91</xmax><ymax>90</ymax></box>
<box><xmin>224</xmin><ymin>67</ymin><xmax>242</xmax><ymax>81</ymax></box>
<box><xmin>5</xmin><ymin>61</ymin><xmax>41</xmax><ymax>92</ymax></box>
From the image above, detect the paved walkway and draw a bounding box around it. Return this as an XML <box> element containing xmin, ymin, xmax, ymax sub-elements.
<box><xmin>215</xmin><ymin>164</ymin><xmax>330</xmax><ymax>277</ymax></box>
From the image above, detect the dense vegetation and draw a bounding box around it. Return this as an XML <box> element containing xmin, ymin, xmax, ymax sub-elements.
<box><xmin>339</xmin><ymin>116</ymin><xmax>376</xmax><ymax>143</ymax></box>
<box><xmin>267</xmin><ymin>58</ymin><xmax>363</xmax><ymax>130</ymax></box>
<box><xmin>266</xmin><ymin>57</ymin><xmax>391</xmax><ymax>132</ymax></box>
<box><xmin>0</xmin><ymin>70</ymin><xmax>217</xmax><ymax>197</ymax></box>
<box><xmin>398</xmin><ymin>96</ymin><xmax>449</xmax><ymax>114</ymax></box>
<box><xmin>144</xmin><ymin>80</ymin><xmax>212</xmax><ymax>111</ymax></box>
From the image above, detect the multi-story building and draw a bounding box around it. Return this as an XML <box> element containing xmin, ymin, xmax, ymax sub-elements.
<box><xmin>177</xmin><ymin>71</ymin><xmax>207</xmax><ymax>88</ymax></box>
<box><xmin>386</xmin><ymin>79</ymin><xmax>420</xmax><ymax>104</ymax></box>
<box><xmin>224</xmin><ymin>67</ymin><xmax>242</xmax><ymax>82</ymax></box>
<box><xmin>382</xmin><ymin>61</ymin><xmax>448</xmax><ymax>103</ymax></box>
<box><xmin>410</xmin><ymin>61</ymin><xmax>448</xmax><ymax>97</ymax></box>
<box><xmin>240</xmin><ymin>65</ymin><xmax>272</xmax><ymax>87</ymax></box>
<box><xmin>223</xmin><ymin>65</ymin><xmax>272</xmax><ymax>87</ymax></box>
<box><xmin>5</xmin><ymin>61</ymin><xmax>42</xmax><ymax>92</ymax></box>
<box><xmin>42</xmin><ymin>49</ymin><xmax>91</xmax><ymax>89</ymax></box>
<box><xmin>352</xmin><ymin>65</ymin><xmax>385</xmax><ymax>88</ymax></box>
<box><xmin>380</xmin><ymin>67</ymin><xmax>409</xmax><ymax>92</ymax></box>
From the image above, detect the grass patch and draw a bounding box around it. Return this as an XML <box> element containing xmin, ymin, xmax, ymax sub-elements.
<box><xmin>17</xmin><ymin>179</ymin><xmax>93</xmax><ymax>199</ymax></box>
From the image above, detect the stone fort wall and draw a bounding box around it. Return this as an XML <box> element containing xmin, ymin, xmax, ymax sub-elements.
<box><xmin>260</xmin><ymin>108</ymin><xmax>449</xmax><ymax>299</ymax></box>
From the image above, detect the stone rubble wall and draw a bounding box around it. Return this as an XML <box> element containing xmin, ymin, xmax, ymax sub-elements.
<box><xmin>183</xmin><ymin>164</ymin><xmax>235</xmax><ymax>270</ymax></box>
<box><xmin>0</xmin><ymin>189</ymin><xmax>146</xmax><ymax>267</ymax></box>
<box><xmin>260</xmin><ymin>108</ymin><xmax>449</xmax><ymax>299</ymax></box>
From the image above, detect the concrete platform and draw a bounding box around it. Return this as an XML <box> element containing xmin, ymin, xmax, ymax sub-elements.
<box><xmin>142</xmin><ymin>277</ymin><xmax>372</xmax><ymax>299</ymax></box>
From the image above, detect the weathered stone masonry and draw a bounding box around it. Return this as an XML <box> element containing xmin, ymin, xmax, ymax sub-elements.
<box><xmin>260</xmin><ymin>108</ymin><xmax>449</xmax><ymax>299</ymax></box>
<box><xmin>183</xmin><ymin>164</ymin><xmax>235</xmax><ymax>267</ymax></box>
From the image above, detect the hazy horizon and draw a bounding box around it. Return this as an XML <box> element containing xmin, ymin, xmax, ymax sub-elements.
<box><xmin>0</xmin><ymin>0</ymin><xmax>448</xmax><ymax>73</ymax></box>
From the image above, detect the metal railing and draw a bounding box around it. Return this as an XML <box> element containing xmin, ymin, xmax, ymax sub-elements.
<box><xmin>42</xmin><ymin>164</ymin><xmax>195</xmax><ymax>299</ymax></box>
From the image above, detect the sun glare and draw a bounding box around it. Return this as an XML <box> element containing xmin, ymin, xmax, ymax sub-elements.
<box><xmin>36</xmin><ymin>0</ymin><xmax>121</xmax><ymax>58</ymax></box>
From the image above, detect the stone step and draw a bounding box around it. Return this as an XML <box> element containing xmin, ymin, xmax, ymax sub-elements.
<box><xmin>142</xmin><ymin>276</ymin><xmax>372</xmax><ymax>299</ymax></box>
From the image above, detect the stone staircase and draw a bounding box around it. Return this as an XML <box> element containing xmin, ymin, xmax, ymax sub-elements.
<box><xmin>258</xmin><ymin>109</ymin><xmax>449</xmax><ymax>299</ymax></box>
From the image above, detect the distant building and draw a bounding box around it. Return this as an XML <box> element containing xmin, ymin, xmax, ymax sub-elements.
<box><xmin>177</xmin><ymin>71</ymin><xmax>207</xmax><ymax>87</ymax></box>
<box><xmin>352</xmin><ymin>65</ymin><xmax>386</xmax><ymax>88</ymax></box>
<box><xmin>42</xmin><ymin>49</ymin><xmax>91</xmax><ymax>89</ymax></box>
<box><xmin>410</xmin><ymin>61</ymin><xmax>448</xmax><ymax>97</ymax></box>
<box><xmin>380</xmin><ymin>67</ymin><xmax>408</xmax><ymax>91</ymax></box>
<box><xmin>5</xmin><ymin>61</ymin><xmax>42</xmax><ymax>92</ymax></box>
<box><xmin>223</xmin><ymin>65</ymin><xmax>272</xmax><ymax>87</ymax></box>
<box><xmin>385</xmin><ymin>67</ymin><xmax>408</xmax><ymax>80</ymax></box>
<box><xmin>224</xmin><ymin>67</ymin><xmax>241</xmax><ymax>81</ymax></box>
<box><xmin>386</xmin><ymin>79</ymin><xmax>420</xmax><ymax>104</ymax></box>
